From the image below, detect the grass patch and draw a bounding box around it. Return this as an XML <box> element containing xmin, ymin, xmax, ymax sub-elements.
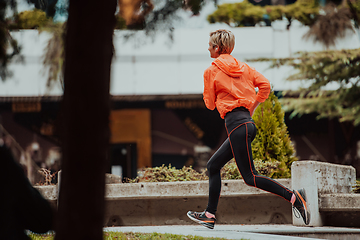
<box><xmin>29</xmin><ymin>231</ymin><xmax>246</xmax><ymax>240</ymax></box>
<box><xmin>28</xmin><ymin>232</ymin><xmax>53</xmax><ymax>240</ymax></box>
<box><xmin>104</xmin><ymin>232</ymin><xmax>228</xmax><ymax>239</ymax></box>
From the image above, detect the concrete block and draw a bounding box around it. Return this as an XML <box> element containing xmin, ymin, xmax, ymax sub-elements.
<box><xmin>103</xmin><ymin>179</ymin><xmax>292</xmax><ymax>226</ymax></box>
<box><xmin>104</xmin><ymin>191</ymin><xmax>292</xmax><ymax>227</ymax></box>
<box><xmin>292</xmin><ymin>161</ymin><xmax>320</xmax><ymax>226</ymax></box>
<box><xmin>34</xmin><ymin>185</ymin><xmax>58</xmax><ymax>210</ymax></box>
<box><xmin>105</xmin><ymin>181</ymin><xmax>209</xmax><ymax>200</ymax></box>
<box><xmin>291</xmin><ymin>161</ymin><xmax>356</xmax><ymax>227</ymax></box>
<box><xmin>35</xmin><ymin>185</ymin><xmax>58</xmax><ymax>200</ymax></box>
<box><xmin>319</xmin><ymin>194</ymin><xmax>360</xmax><ymax>211</ymax></box>
<box><xmin>104</xmin><ymin>179</ymin><xmax>291</xmax><ymax>200</ymax></box>
<box><xmin>105</xmin><ymin>173</ymin><xmax>122</xmax><ymax>184</ymax></box>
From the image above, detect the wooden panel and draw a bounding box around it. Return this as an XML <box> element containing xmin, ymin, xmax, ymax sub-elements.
<box><xmin>110</xmin><ymin>109</ymin><xmax>151</xmax><ymax>169</ymax></box>
<box><xmin>12</xmin><ymin>102</ymin><xmax>41</xmax><ymax>112</ymax></box>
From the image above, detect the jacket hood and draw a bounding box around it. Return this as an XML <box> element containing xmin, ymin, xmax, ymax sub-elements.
<box><xmin>213</xmin><ymin>54</ymin><xmax>244</xmax><ymax>77</ymax></box>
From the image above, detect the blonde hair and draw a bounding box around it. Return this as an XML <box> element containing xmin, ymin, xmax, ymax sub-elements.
<box><xmin>209</xmin><ymin>29</ymin><xmax>235</xmax><ymax>55</ymax></box>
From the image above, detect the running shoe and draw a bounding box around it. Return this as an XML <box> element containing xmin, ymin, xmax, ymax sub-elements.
<box><xmin>292</xmin><ymin>188</ymin><xmax>310</xmax><ymax>225</ymax></box>
<box><xmin>187</xmin><ymin>211</ymin><xmax>216</xmax><ymax>229</ymax></box>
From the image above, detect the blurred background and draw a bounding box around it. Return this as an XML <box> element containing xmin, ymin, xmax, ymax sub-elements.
<box><xmin>1</xmin><ymin>0</ymin><xmax>359</xmax><ymax>183</ymax></box>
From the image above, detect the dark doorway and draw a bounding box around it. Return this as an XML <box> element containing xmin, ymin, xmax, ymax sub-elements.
<box><xmin>109</xmin><ymin>143</ymin><xmax>137</xmax><ymax>180</ymax></box>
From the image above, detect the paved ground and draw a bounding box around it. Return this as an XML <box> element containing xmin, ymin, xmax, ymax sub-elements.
<box><xmin>105</xmin><ymin>224</ymin><xmax>360</xmax><ymax>240</ymax></box>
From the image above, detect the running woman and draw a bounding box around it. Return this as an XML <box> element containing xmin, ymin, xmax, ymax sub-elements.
<box><xmin>187</xmin><ymin>29</ymin><xmax>310</xmax><ymax>229</ymax></box>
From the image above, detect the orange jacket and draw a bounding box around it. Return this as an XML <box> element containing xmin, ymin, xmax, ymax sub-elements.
<box><xmin>203</xmin><ymin>54</ymin><xmax>271</xmax><ymax>119</ymax></box>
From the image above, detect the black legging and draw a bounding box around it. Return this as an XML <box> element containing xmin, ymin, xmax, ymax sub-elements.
<box><xmin>205</xmin><ymin>107</ymin><xmax>293</xmax><ymax>215</ymax></box>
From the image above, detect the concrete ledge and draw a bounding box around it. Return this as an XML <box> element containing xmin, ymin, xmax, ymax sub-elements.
<box><xmin>33</xmin><ymin>163</ymin><xmax>360</xmax><ymax>227</ymax></box>
<box><xmin>320</xmin><ymin>194</ymin><xmax>360</xmax><ymax>211</ymax></box>
<box><xmin>33</xmin><ymin>179</ymin><xmax>292</xmax><ymax>201</ymax></box>
<box><xmin>35</xmin><ymin>185</ymin><xmax>58</xmax><ymax>201</ymax></box>
<box><xmin>103</xmin><ymin>179</ymin><xmax>293</xmax><ymax>226</ymax></box>
<box><xmin>105</xmin><ymin>179</ymin><xmax>291</xmax><ymax>200</ymax></box>
<box><xmin>34</xmin><ymin>179</ymin><xmax>293</xmax><ymax>226</ymax></box>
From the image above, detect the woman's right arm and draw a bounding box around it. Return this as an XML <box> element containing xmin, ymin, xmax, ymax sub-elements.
<box><xmin>250</xmin><ymin>67</ymin><xmax>271</xmax><ymax>103</ymax></box>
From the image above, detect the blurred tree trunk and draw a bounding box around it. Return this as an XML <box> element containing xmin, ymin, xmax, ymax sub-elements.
<box><xmin>55</xmin><ymin>0</ymin><xmax>116</xmax><ymax>239</ymax></box>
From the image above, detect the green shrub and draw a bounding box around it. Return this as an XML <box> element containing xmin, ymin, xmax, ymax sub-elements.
<box><xmin>252</xmin><ymin>91</ymin><xmax>297</xmax><ymax>178</ymax></box>
<box><xmin>9</xmin><ymin>9</ymin><xmax>51</xmax><ymax>29</ymax></box>
<box><xmin>354</xmin><ymin>180</ymin><xmax>360</xmax><ymax>193</ymax></box>
<box><xmin>207</xmin><ymin>0</ymin><xmax>266</xmax><ymax>27</ymax></box>
<box><xmin>207</xmin><ymin>0</ymin><xmax>320</xmax><ymax>27</ymax></box>
<box><xmin>220</xmin><ymin>159</ymin><xmax>280</xmax><ymax>180</ymax></box>
<box><xmin>127</xmin><ymin>158</ymin><xmax>282</xmax><ymax>183</ymax></box>
<box><xmin>127</xmin><ymin>165</ymin><xmax>208</xmax><ymax>183</ymax></box>
<box><xmin>284</xmin><ymin>0</ymin><xmax>319</xmax><ymax>26</ymax></box>
<box><xmin>266</xmin><ymin>5</ymin><xmax>285</xmax><ymax>21</ymax></box>
<box><xmin>243</xmin><ymin>4</ymin><xmax>266</xmax><ymax>26</ymax></box>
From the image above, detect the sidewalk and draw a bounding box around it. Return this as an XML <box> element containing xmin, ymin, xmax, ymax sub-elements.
<box><xmin>105</xmin><ymin>224</ymin><xmax>360</xmax><ymax>240</ymax></box>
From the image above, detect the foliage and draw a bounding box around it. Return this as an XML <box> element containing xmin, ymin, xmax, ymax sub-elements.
<box><xmin>0</xmin><ymin>0</ymin><xmax>21</xmax><ymax>81</ymax></box>
<box><xmin>8</xmin><ymin>9</ymin><xmax>51</xmax><ymax>29</ymax></box>
<box><xmin>28</xmin><ymin>231</ymin><xmax>54</xmax><ymax>240</ymax></box>
<box><xmin>126</xmin><ymin>164</ymin><xmax>208</xmax><ymax>183</ymax></box>
<box><xmin>36</xmin><ymin>168</ymin><xmax>58</xmax><ymax>185</ymax></box>
<box><xmin>39</xmin><ymin>21</ymin><xmax>65</xmax><ymax>90</ymax></box>
<box><xmin>185</xmin><ymin>0</ymin><xmax>206</xmax><ymax>15</ymax></box>
<box><xmin>220</xmin><ymin>159</ymin><xmax>281</xmax><ymax>179</ymax></box>
<box><xmin>220</xmin><ymin>159</ymin><xmax>241</xmax><ymax>180</ymax></box>
<box><xmin>3</xmin><ymin>2</ymin><xmax>207</xmax><ymax>85</ymax></box>
<box><xmin>9</xmin><ymin>9</ymin><xmax>126</xmax><ymax>88</ymax></box>
<box><xmin>140</xmin><ymin>0</ymin><xmax>206</xmax><ymax>39</ymax></box>
<box><xmin>252</xmin><ymin>92</ymin><xmax>297</xmax><ymax>178</ymax></box>
<box><xmin>28</xmin><ymin>231</ymin><xmax>231</xmax><ymax>240</ymax></box>
<box><xmin>303</xmin><ymin>3</ymin><xmax>354</xmax><ymax>48</ymax></box>
<box><xmin>347</xmin><ymin>0</ymin><xmax>360</xmax><ymax>27</ymax></box>
<box><xmin>207</xmin><ymin>0</ymin><xmax>319</xmax><ymax>27</ymax></box>
<box><xmin>284</xmin><ymin>0</ymin><xmax>319</xmax><ymax>26</ymax></box>
<box><xmin>251</xmin><ymin>49</ymin><xmax>360</xmax><ymax>125</ymax></box>
<box><xmin>207</xmin><ymin>0</ymin><xmax>266</xmax><ymax>27</ymax></box>
<box><xmin>265</xmin><ymin>5</ymin><xmax>285</xmax><ymax>22</ymax></box>
<box><xmin>127</xmin><ymin>158</ymin><xmax>282</xmax><ymax>183</ymax></box>
<box><xmin>207</xmin><ymin>0</ymin><xmax>359</xmax><ymax>47</ymax></box>
<box><xmin>354</xmin><ymin>180</ymin><xmax>360</xmax><ymax>193</ymax></box>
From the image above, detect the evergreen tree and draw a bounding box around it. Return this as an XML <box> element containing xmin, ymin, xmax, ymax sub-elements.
<box><xmin>256</xmin><ymin>48</ymin><xmax>360</xmax><ymax>126</ymax></box>
<box><xmin>251</xmin><ymin>91</ymin><xmax>298</xmax><ymax>178</ymax></box>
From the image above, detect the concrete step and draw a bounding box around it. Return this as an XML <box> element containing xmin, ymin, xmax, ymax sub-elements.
<box><xmin>319</xmin><ymin>193</ymin><xmax>360</xmax><ymax>211</ymax></box>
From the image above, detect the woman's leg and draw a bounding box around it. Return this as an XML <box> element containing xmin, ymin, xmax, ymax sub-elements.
<box><xmin>205</xmin><ymin>138</ymin><xmax>234</xmax><ymax>215</ymax></box>
<box><xmin>227</xmin><ymin>123</ymin><xmax>293</xmax><ymax>201</ymax></box>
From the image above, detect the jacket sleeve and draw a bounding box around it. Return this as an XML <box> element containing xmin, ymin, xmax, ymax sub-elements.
<box><xmin>251</xmin><ymin>67</ymin><xmax>271</xmax><ymax>103</ymax></box>
<box><xmin>203</xmin><ymin>68</ymin><xmax>216</xmax><ymax>110</ymax></box>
